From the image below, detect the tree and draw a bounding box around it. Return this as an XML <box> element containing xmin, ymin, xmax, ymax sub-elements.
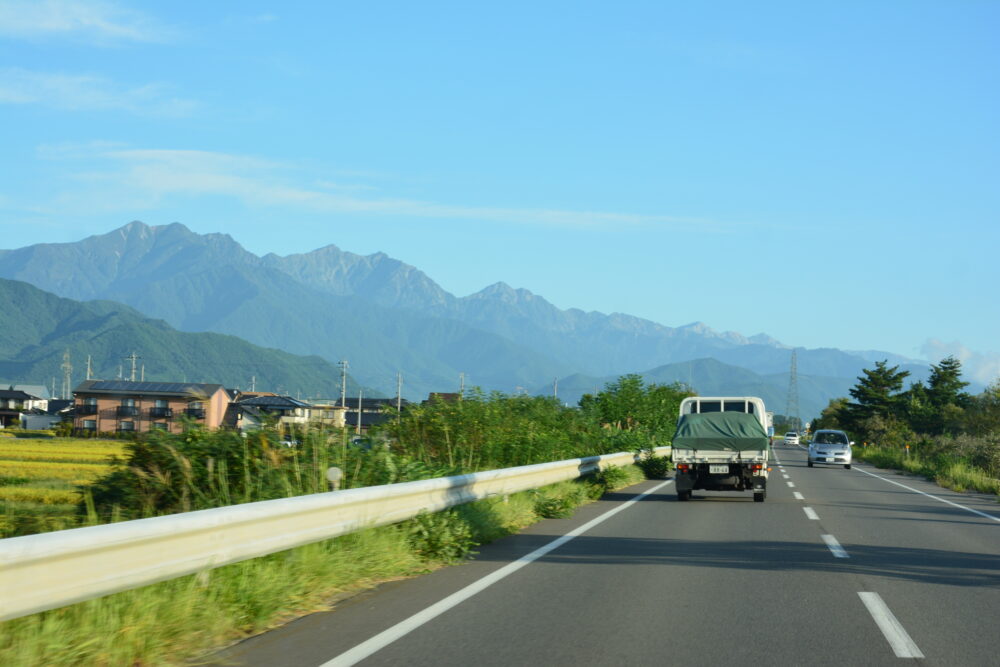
<box><xmin>842</xmin><ymin>360</ymin><xmax>909</xmax><ymax>435</ymax></box>
<box><xmin>811</xmin><ymin>397</ymin><xmax>849</xmax><ymax>431</ymax></box>
<box><xmin>927</xmin><ymin>356</ymin><xmax>970</xmax><ymax>406</ymax></box>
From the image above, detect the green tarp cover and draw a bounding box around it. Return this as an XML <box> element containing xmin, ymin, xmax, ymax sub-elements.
<box><xmin>672</xmin><ymin>412</ymin><xmax>770</xmax><ymax>452</ymax></box>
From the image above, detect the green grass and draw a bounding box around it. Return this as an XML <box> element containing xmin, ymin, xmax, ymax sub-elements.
<box><xmin>855</xmin><ymin>446</ymin><xmax>1000</xmax><ymax>496</ymax></box>
<box><xmin>0</xmin><ymin>464</ymin><xmax>647</xmax><ymax>667</ymax></box>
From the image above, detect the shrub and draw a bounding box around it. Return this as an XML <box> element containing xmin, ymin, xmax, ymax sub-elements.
<box><xmin>405</xmin><ymin>510</ymin><xmax>476</xmax><ymax>562</ymax></box>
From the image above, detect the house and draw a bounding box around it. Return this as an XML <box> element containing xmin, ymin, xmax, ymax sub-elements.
<box><xmin>72</xmin><ymin>380</ymin><xmax>230</xmax><ymax>434</ymax></box>
<box><xmin>342</xmin><ymin>397</ymin><xmax>409</xmax><ymax>434</ymax></box>
<box><xmin>0</xmin><ymin>388</ymin><xmax>40</xmax><ymax>428</ymax></box>
<box><xmin>230</xmin><ymin>394</ymin><xmax>313</xmax><ymax>434</ymax></box>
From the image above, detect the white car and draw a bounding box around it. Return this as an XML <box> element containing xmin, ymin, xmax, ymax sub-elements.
<box><xmin>783</xmin><ymin>431</ymin><xmax>799</xmax><ymax>445</ymax></box>
<box><xmin>808</xmin><ymin>429</ymin><xmax>853</xmax><ymax>469</ymax></box>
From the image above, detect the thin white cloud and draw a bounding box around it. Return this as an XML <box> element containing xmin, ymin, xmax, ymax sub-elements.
<box><xmin>87</xmin><ymin>147</ymin><xmax>715</xmax><ymax>229</ymax></box>
<box><xmin>0</xmin><ymin>0</ymin><xmax>172</xmax><ymax>43</ymax></box>
<box><xmin>27</xmin><ymin>144</ymin><xmax>725</xmax><ymax>230</ymax></box>
<box><xmin>0</xmin><ymin>68</ymin><xmax>196</xmax><ymax>115</ymax></box>
<box><xmin>921</xmin><ymin>339</ymin><xmax>1000</xmax><ymax>387</ymax></box>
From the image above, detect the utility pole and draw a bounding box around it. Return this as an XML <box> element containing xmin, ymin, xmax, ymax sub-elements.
<box><xmin>60</xmin><ymin>350</ymin><xmax>72</xmax><ymax>399</ymax></box>
<box><xmin>124</xmin><ymin>352</ymin><xmax>140</xmax><ymax>382</ymax></box>
<box><xmin>459</xmin><ymin>372</ymin><xmax>465</xmax><ymax>395</ymax></box>
<box><xmin>553</xmin><ymin>377</ymin><xmax>558</xmax><ymax>399</ymax></box>
<box><xmin>118</xmin><ymin>364</ymin><xmax>123</xmax><ymax>380</ymax></box>
<box><xmin>339</xmin><ymin>360</ymin><xmax>349</xmax><ymax>408</ymax></box>
<box><xmin>356</xmin><ymin>389</ymin><xmax>363</xmax><ymax>436</ymax></box>
<box><xmin>250</xmin><ymin>375</ymin><xmax>256</xmax><ymax>392</ymax></box>
<box><xmin>396</xmin><ymin>371</ymin><xmax>402</xmax><ymax>422</ymax></box>
<box><xmin>140</xmin><ymin>365</ymin><xmax>145</xmax><ymax>382</ymax></box>
<box><xmin>86</xmin><ymin>355</ymin><xmax>92</xmax><ymax>381</ymax></box>
<box><xmin>785</xmin><ymin>349</ymin><xmax>801</xmax><ymax>432</ymax></box>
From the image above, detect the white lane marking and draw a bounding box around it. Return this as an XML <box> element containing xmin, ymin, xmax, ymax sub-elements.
<box><xmin>782</xmin><ymin>474</ymin><xmax>790</xmax><ymax>479</ymax></box>
<box><xmin>822</xmin><ymin>534</ymin><xmax>849</xmax><ymax>558</ymax></box>
<box><xmin>793</xmin><ymin>492</ymin><xmax>804</xmax><ymax>500</ymax></box>
<box><xmin>321</xmin><ymin>479</ymin><xmax>675</xmax><ymax>667</ymax></box>
<box><xmin>854</xmin><ymin>466</ymin><xmax>1000</xmax><ymax>524</ymax></box>
<box><xmin>786</xmin><ymin>481</ymin><xmax>795</xmax><ymax>488</ymax></box>
<box><xmin>803</xmin><ymin>507</ymin><xmax>819</xmax><ymax>520</ymax></box>
<box><xmin>858</xmin><ymin>592</ymin><xmax>924</xmax><ymax>658</ymax></box>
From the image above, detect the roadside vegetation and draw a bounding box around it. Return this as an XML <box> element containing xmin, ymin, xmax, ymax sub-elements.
<box><xmin>0</xmin><ymin>376</ymin><xmax>686</xmax><ymax>667</ymax></box>
<box><xmin>810</xmin><ymin>356</ymin><xmax>1000</xmax><ymax>496</ymax></box>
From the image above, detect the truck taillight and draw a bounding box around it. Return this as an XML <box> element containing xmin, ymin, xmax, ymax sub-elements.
<box><xmin>676</xmin><ymin>463</ymin><xmax>690</xmax><ymax>472</ymax></box>
<box><xmin>751</xmin><ymin>463</ymin><xmax>763</xmax><ymax>471</ymax></box>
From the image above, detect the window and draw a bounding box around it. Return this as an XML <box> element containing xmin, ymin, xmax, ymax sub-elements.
<box><xmin>189</xmin><ymin>401</ymin><xmax>203</xmax><ymax>410</ymax></box>
<box><xmin>155</xmin><ymin>399</ymin><xmax>168</xmax><ymax>408</ymax></box>
<box><xmin>121</xmin><ymin>398</ymin><xmax>135</xmax><ymax>407</ymax></box>
<box><xmin>84</xmin><ymin>397</ymin><xmax>97</xmax><ymax>406</ymax></box>
<box><xmin>83</xmin><ymin>419</ymin><xmax>96</xmax><ymax>430</ymax></box>
<box><xmin>699</xmin><ymin>401</ymin><xmax>722</xmax><ymax>413</ymax></box>
<box><xmin>118</xmin><ymin>421</ymin><xmax>135</xmax><ymax>431</ymax></box>
<box><xmin>151</xmin><ymin>422</ymin><xmax>168</xmax><ymax>431</ymax></box>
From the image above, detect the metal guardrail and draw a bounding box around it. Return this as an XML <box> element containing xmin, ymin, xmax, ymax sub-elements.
<box><xmin>0</xmin><ymin>446</ymin><xmax>670</xmax><ymax>622</ymax></box>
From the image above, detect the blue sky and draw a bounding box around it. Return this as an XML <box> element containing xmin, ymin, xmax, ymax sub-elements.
<box><xmin>1</xmin><ymin>1</ymin><xmax>998</xmax><ymax>383</ymax></box>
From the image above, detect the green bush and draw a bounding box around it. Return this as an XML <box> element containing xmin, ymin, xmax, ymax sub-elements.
<box><xmin>405</xmin><ymin>509</ymin><xmax>477</xmax><ymax>562</ymax></box>
<box><xmin>637</xmin><ymin>453</ymin><xmax>672</xmax><ymax>479</ymax></box>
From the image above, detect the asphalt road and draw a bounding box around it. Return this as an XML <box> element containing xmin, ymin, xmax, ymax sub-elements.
<box><xmin>212</xmin><ymin>444</ymin><xmax>1000</xmax><ymax>666</ymax></box>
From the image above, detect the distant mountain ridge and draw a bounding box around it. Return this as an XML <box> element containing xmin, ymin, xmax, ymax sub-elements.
<box><xmin>0</xmin><ymin>221</ymin><xmax>928</xmax><ymax>412</ymax></box>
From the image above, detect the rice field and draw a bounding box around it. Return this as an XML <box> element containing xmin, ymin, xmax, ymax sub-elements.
<box><xmin>0</xmin><ymin>437</ymin><xmax>124</xmax><ymax>537</ymax></box>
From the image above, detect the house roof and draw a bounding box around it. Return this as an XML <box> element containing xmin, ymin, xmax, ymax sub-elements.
<box><xmin>340</xmin><ymin>397</ymin><xmax>410</xmax><ymax>410</ymax></box>
<box><xmin>73</xmin><ymin>380</ymin><xmax>225</xmax><ymax>398</ymax></box>
<box><xmin>237</xmin><ymin>395</ymin><xmax>311</xmax><ymax>410</ymax></box>
<box><xmin>0</xmin><ymin>384</ymin><xmax>50</xmax><ymax>399</ymax></box>
<box><xmin>0</xmin><ymin>389</ymin><xmax>38</xmax><ymax>400</ymax></box>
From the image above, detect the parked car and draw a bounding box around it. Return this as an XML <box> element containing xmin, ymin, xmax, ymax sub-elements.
<box><xmin>808</xmin><ymin>430</ymin><xmax>853</xmax><ymax>468</ymax></box>
<box><xmin>783</xmin><ymin>431</ymin><xmax>799</xmax><ymax>445</ymax></box>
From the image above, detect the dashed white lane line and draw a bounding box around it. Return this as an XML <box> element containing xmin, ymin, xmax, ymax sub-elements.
<box><xmin>854</xmin><ymin>466</ymin><xmax>1000</xmax><ymax>524</ymax></box>
<box><xmin>822</xmin><ymin>534</ymin><xmax>849</xmax><ymax>558</ymax></box>
<box><xmin>786</xmin><ymin>481</ymin><xmax>795</xmax><ymax>488</ymax></box>
<box><xmin>321</xmin><ymin>479</ymin><xmax>675</xmax><ymax>667</ymax></box>
<box><xmin>803</xmin><ymin>507</ymin><xmax>819</xmax><ymax>520</ymax></box>
<box><xmin>782</xmin><ymin>474</ymin><xmax>790</xmax><ymax>479</ymax></box>
<box><xmin>793</xmin><ymin>492</ymin><xmax>804</xmax><ymax>500</ymax></box>
<box><xmin>858</xmin><ymin>592</ymin><xmax>924</xmax><ymax>658</ymax></box>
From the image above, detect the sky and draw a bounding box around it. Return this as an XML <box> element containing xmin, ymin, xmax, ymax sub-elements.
<box><xmin>1</xmin><ymin>1</ymin><xmax>998</xmax><ymax>384</ymax></box>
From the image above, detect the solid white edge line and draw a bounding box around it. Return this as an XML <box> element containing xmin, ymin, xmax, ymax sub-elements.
<box><xmin>321</xmin><ymin>479</ymin><xmax>675</xmax><ymax>667</ymax></box>
<box><xmin>793</xmin><ymin>492</ymin><xmax>804</xmax><ymax>500</ymax></box>
<box><xmin>803</xmin><ymin>507</ymin><xmax>819</xmax><ymax>520</ymax></box>
<box><xmin>821</xmin><ymin>534</ymin><xmax>848</xmax><ymax>558</ymax></box>
<box><xmin>858</xmin><ymin>592</ymin><xmax>924</xmax><ymax>658</ymax></box>
<box><xmin>853</xmin><ymin>466</ymin><xmax>1000</xmax><ymax>524</ymax></box>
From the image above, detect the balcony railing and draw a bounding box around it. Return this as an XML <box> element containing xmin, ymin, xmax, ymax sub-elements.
<box><xmin>184</xmin><ymin>408</ymin><xmax>206</xmax><ymax>419</ymax></box>
<box><xmin>149</xmin><ymin>407</ymin><xmax>173</xmax><ymax>418</ymax></box>
<box><xmin>116</xmin><ymin>406</ymin><xmax>139</xmax><ymax>417</ymax></box>
<box><xmin>76</xmin><ymin>404</ymin><xmax>98</xmax><ymax>415</ymax></box>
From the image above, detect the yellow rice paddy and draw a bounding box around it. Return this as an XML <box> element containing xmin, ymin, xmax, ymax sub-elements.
<box><xmin>0</xmin><ymin>438</ymin><xmax>125</xmax><ymax>515</ymax></box>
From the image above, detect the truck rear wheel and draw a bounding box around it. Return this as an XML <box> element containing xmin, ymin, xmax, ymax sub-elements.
<box><xmin>753</xmin><ymin>491</ymin><xmax>765</xmax><ymax>502</ymax></box>
<box><xmin>677</xmin><ymin>490</ymin><xmax>691</xmax><ymax>502</ymax></box>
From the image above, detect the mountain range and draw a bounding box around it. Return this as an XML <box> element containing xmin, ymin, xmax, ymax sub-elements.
<box><xmin>0</xmin><ymin>221</ymin><xmax>931</xmax><ymax>416</ymax></box>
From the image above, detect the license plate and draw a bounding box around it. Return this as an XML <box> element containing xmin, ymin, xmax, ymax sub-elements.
<box><xmin>709</xmin><ymin>465</ymin><xmax>729</xmax><ymax>474</ymax></box>
<box><xmin>825</xmin><ymin>457</ymin><xmax>834</xmax><ymax>462</ymax></box>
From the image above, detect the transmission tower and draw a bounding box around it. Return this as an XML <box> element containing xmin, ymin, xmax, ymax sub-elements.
<box><xmin>785</xmin><ymin>349</ymin><xmax>800</xmax><ymax>431</ymax></box>
<box><xmin>60</xmin><ymin>349</ymin><xmax>73</xmax><ymax>399</ymax></box>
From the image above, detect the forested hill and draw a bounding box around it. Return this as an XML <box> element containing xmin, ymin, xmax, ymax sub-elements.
<box><xmin>0</xmin><ymin>278</ymin><xmax>369</xmax><ymax>398</ymax></box>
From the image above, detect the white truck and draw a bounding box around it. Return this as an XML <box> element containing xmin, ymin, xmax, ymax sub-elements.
<box><xmin>672</xmin><ymin>396</ymin><xmax>771</xmax><ymax>502</ymax></box>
